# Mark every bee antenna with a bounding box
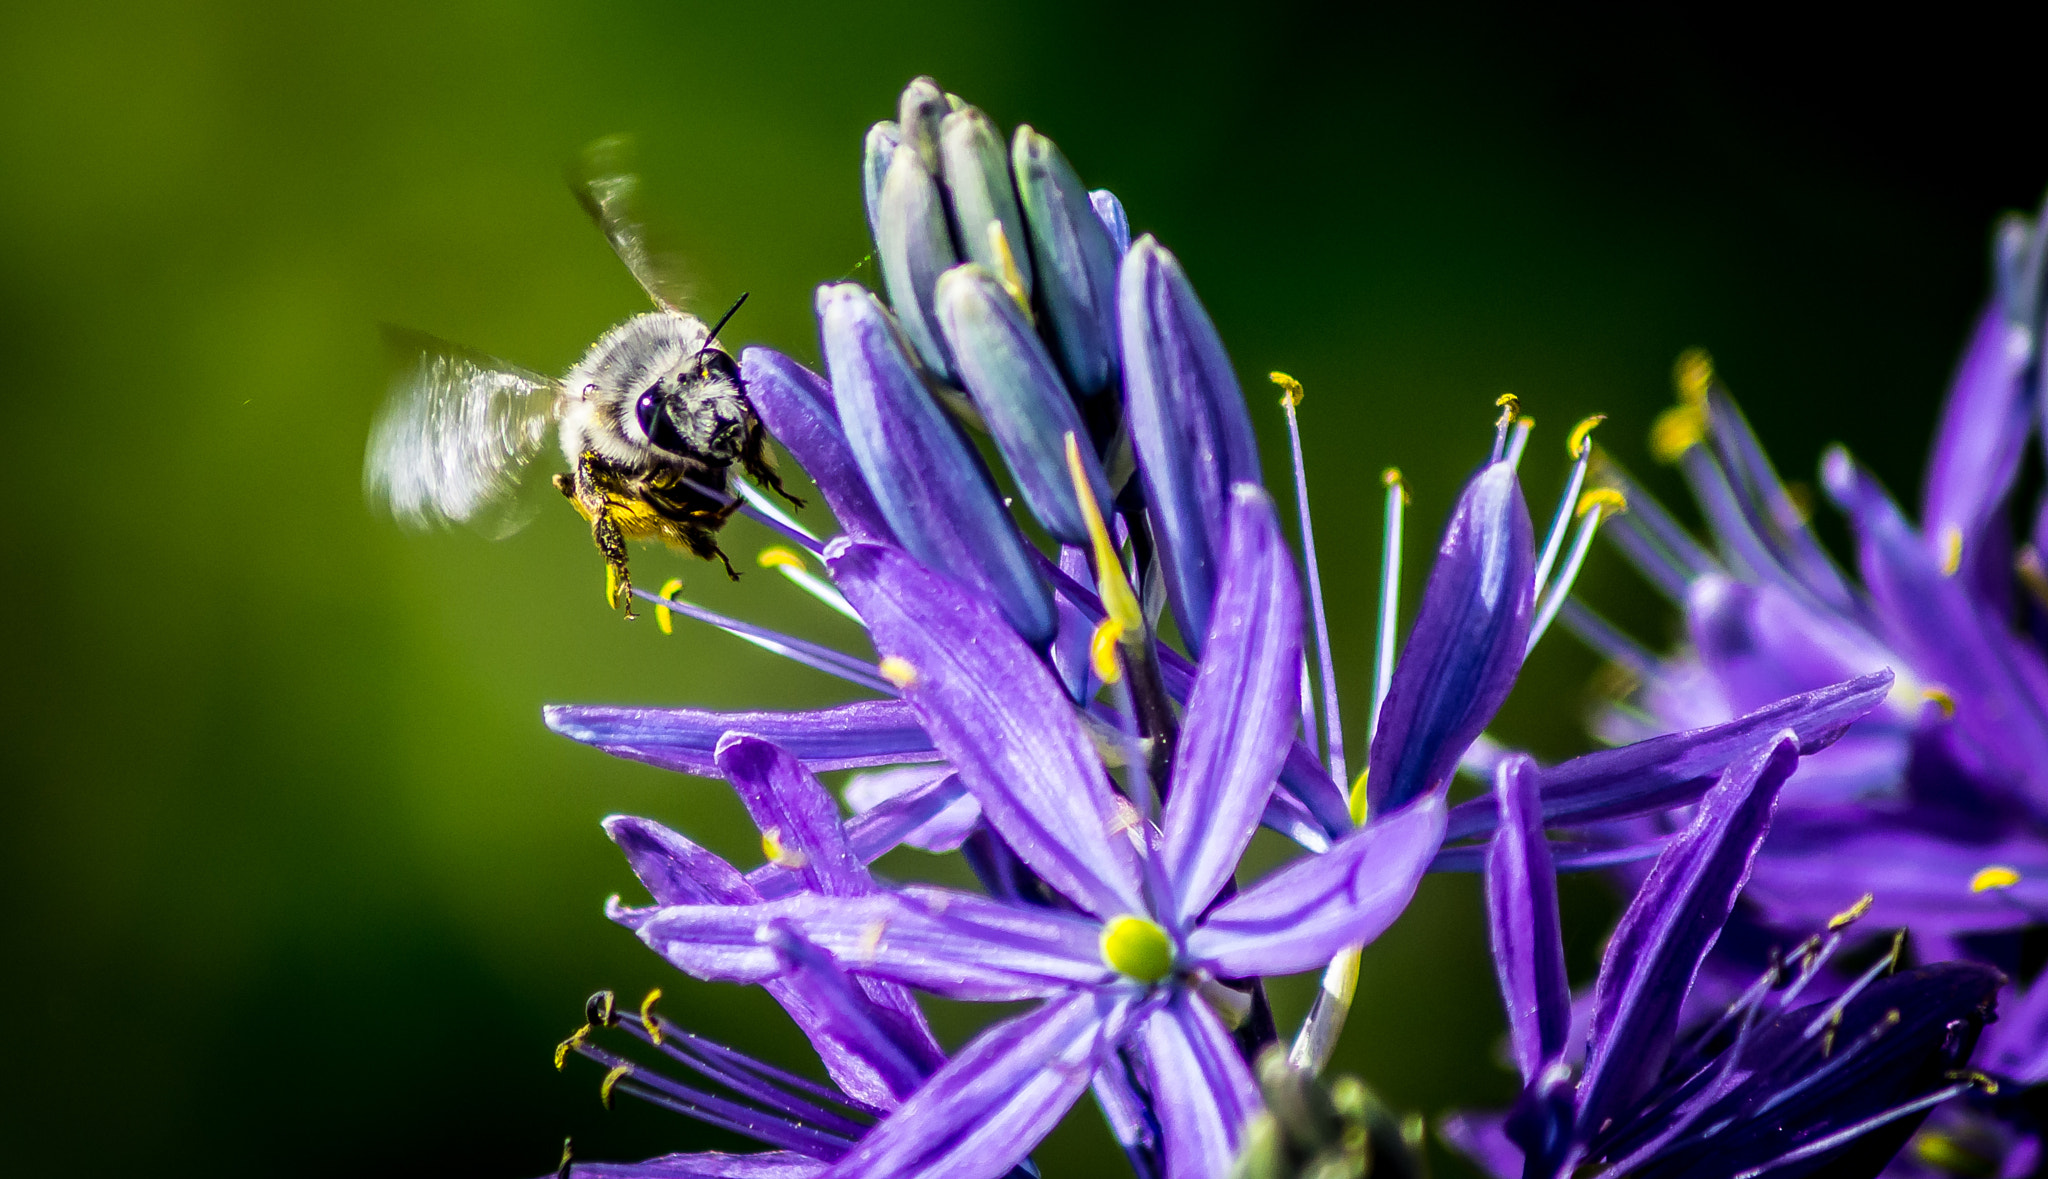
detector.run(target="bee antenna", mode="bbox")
[699,292,749,355]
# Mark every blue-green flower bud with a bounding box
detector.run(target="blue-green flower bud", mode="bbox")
[935,263,1109,546]
[1013,125,1119,396]
[896,76,949,175]
[862,120,900,240]
[940,108,1034,299]
[875,145,961,382]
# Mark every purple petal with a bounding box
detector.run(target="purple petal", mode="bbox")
[1684,574,1893,717]
[605,815,757,906]
[1119,235,1262,655]
[1138,992,1262,1179]
[829,538,1146,918]
[1696,389,1863,617]
[1089,189,1131,257]
[1485,755,1570,1083]
[563,1151,828,1178]
[546,700,938,778]
[1438,1112,1521,1179]
[1923,303,2034,597]
[1442,670,1893,842]
[741,348,895,545]
[1187,792,1445,978]
[934,263,1112,546]
[825,989,1142,1179]
[1162,485,1302,924]
[820,283,1056,646]
[1739,816,2048,937]
[843,768,981,856]
[630,886,1109,1002]
[1575,735,1799,1135]
[762,927,944,1111]
[718,735,871,898]
[1367,460,1534,815]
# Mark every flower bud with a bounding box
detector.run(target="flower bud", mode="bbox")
[817,282,1055,646]
[861,120,900,240]
[935,263,1109,546]
[1119,235,1263,654]
[895,76,950,174]
[874,145,961,382]
[1013,125,1120,396]
[1090,189,1130,257]
[939,107,1034,298]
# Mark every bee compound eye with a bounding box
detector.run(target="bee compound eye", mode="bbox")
[634,388,662,439]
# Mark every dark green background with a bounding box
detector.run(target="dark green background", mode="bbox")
[3,3,2040,1174]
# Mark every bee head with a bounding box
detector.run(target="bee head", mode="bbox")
[631,347,750,465]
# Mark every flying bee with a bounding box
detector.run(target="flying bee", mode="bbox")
[364,140,802,618]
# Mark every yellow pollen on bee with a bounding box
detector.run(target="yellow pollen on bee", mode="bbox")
[605,565,623,609]
[1577,488,1628,518]
[1090,617,1125,684]
[878,657,919,689]
[1921,686,1957,719]
[757,546,806,572]
[655,578,685,635]
[1270,371,1306,408]
[1827,893,1874,929]
[1971,865,2022,893]
[987,222,1031,316]
[1940,526,1964,577]
[1568,414,1607,458]
[761,827,809,870]
[599,1063,633,1109]
[1100,914,1174,983]
[639,989,664,1046]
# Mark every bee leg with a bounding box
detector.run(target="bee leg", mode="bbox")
[740,424,807,510]
[570,458,638,619]
[679,522,742,582]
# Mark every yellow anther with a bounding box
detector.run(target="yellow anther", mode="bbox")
[1568,414,1607,458]
[1971,865,2021,893]
[1827,893,1875,929]
[1940,526,1964,577]
[1270,371,1306,408]
[554,1025,588,1070]
[1090,617,1125,684]
[1650,403,1707,463]
[639,988,663,1046]
[599,1063,633,1109]
[1066,432,1143,633]
[878,656,919,689]
[757,546,806,572]
[1577,487,1628,518]
[761,827,810,870]
[1100,914,1174,983]
[1381,467,1410,504]
[1914,1132,1993,1173]
[1495,392,1520,410]
[1921,686,1957,719]
[605,564,623,609]
[655,578,685,635]
[1674,348,1714,405]
[1944,1069,2000,1095]
[987,222,1031,316]
[1348,768,1370,828]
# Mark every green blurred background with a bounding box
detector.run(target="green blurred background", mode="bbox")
[3,3,2042,1174]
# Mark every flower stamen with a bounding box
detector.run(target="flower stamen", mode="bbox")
[1271,371,1347,784]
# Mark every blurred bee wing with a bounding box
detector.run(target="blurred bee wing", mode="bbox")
[568,135,696,313]
[364,326,565,536]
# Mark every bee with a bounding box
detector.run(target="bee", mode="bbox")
[364,141,802,617]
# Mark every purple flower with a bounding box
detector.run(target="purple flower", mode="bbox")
[1446,747,2003,1179]
[610,489,1448,1179]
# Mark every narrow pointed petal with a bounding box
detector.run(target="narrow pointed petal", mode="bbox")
[829,538,1146,917]
[873,146,960,381]
[1367,461,1535,815]
[1922,303,2035,593]
[606,815,757,905]
[935,263,1110,545]
[1139,993,1262,1179]
[1187,792,1445,978]
[545,699,938,778]
[630,887,1108,1002]
[1684,574,1893,717]
[862,121,901,241]
[1485,755,1570,1083]
[1162,485,1302,925]
[1013,125,1119,395]
[1695,388,1863,617]
[825,990,1140,1179]
[762,927,945,1110]
[843,768,980,856]
[820,283,1056,645]
[1090,190,1130,257]
[564,1151,827,1178]
[1441,670,1893,842]
[717,735,870,897]
[1576,736,1800,1135]
[938,108,1033,296]
[1120,235,1263,654]
[741,348,896,544]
